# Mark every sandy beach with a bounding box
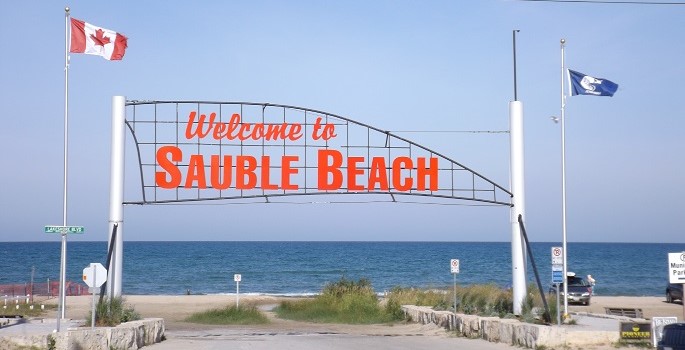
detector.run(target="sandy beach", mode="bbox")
[42,294,458,341]
[43,294,684,330]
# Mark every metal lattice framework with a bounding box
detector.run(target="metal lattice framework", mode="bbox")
[123,100,512,206]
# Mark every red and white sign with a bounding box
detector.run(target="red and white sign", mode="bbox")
[450,259,460,274]
[551,247,563,266]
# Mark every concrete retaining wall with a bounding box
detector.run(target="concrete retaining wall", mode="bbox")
[0,318,164,350]
[402,306,618,348]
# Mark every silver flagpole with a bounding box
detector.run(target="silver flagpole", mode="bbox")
[57,6,71,332]
[560,38,569,319]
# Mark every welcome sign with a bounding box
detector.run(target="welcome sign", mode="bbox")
[156,111,438,192]
[123,101,510,206]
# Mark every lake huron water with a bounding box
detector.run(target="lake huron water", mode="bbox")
[1,241,683,297]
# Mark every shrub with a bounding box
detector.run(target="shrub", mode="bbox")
[87,297,140,327]
[277,277,405,324]
[185,304,268,325]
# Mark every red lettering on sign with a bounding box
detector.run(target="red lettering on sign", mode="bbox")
[155,147,439,193]
[185,111,303,142]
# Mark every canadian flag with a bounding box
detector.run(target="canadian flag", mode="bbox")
[70,18,128,61]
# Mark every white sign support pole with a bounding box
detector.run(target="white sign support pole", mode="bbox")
[453,273,457,312]
[108,96,126,298]
[450,259,459,312]
[91,264,96,329]
[57,7,71,332]
[560,39,569,318]
[556,284,561,325]
[236,281,240,308]
[510,100,526,315]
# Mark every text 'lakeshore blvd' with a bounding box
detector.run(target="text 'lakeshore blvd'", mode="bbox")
[155,111,439,191]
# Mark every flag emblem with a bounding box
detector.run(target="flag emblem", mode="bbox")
[568,69,618,97]
[70,18,128,60]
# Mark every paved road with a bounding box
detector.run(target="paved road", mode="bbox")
[146,328,518,350]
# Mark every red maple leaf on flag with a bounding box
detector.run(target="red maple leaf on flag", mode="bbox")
[90,29,111,47]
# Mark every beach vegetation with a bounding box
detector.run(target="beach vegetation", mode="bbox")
[278,277,557,325]
[385,287,449,310]
[276,277,405,324]
[387,284,514,318]
[185,304,269,325]
[387,283,559,324]
[87,297,141,327]
[0,303,57,318]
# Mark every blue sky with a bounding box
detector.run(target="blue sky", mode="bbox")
[0,1,683,242]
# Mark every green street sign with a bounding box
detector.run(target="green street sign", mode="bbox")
[44,225,85,234]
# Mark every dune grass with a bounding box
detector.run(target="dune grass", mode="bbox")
[86,297,141,327]
[277,277,551,325]
[386,284,554,322]
[185,304,269,325]
[386,287,450,309]
[277,277,405,324]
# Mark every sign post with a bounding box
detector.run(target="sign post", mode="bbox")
[82,263,107,329]
[551,247,563,325]
[234,274,241,308]
[667,252,685,321]
[450,259,459,312]
[45,225,85,332]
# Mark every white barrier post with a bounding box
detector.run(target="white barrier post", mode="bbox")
[510,100,527,315]
[108,96,126,298]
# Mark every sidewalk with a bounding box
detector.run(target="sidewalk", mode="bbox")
[0,317,82,336]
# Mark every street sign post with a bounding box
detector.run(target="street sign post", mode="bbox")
[551,247,563,325]
[45,225,85,234]
[83,263,107,329]
[46,224,85,332]
[450,259,459,312]
[234,274,241,307]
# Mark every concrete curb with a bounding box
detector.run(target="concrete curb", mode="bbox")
[402,305,619,348]
[0,318,164,350]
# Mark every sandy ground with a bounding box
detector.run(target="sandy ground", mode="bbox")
[568,295,684,320]
[44,294,450,334]
[41,294,684,332]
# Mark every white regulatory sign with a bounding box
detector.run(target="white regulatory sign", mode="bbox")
[551,247,563,265]
[450,259,460,274]
[653,317,679,346]
[234,274,242,282]
[82,263,107,288]
[668,252,685,284]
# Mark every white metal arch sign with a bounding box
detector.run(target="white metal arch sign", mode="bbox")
[122,100,512,206]
[106,97,525,311]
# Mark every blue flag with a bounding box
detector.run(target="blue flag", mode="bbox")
[568,69,618,97]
